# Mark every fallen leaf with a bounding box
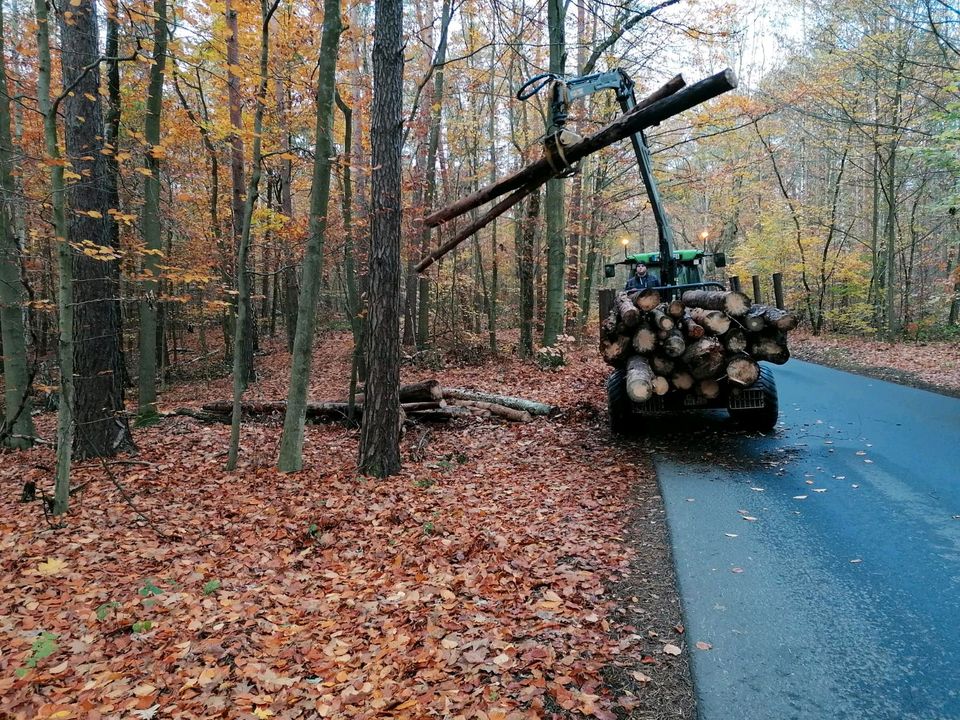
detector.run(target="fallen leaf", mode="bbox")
[742,516,757,522]
[37,558,67,576]
[731,567,744,574]
[663,644,682,656]
[631,671,652,683]
[724,533,738,538]
[695,641,712,650]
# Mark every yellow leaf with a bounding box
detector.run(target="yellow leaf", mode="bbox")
[85,210,103,219]
[49,712,73,719]
[136,168,153,177]
[37,557,67,575]
[253,708,274,719]
[70,0,81,5]
[63,171,82,180]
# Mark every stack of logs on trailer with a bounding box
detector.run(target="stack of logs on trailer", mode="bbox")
[600,289,798,404]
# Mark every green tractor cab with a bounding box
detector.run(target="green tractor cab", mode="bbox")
[604,249,726,293]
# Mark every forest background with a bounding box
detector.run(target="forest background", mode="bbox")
[0,0,957,477]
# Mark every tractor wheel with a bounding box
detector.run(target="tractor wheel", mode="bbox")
[729,364,779,432]
[607,368,633,435]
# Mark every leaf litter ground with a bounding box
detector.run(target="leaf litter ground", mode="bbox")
[0,334,693,719]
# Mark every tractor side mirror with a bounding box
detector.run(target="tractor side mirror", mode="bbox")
[604,264,617,278]
[713,252,726,268]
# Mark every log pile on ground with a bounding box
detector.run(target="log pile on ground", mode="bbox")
[600,289,798,403]
[175,382,556,425]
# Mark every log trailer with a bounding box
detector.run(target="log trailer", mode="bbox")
[417,68,793,434]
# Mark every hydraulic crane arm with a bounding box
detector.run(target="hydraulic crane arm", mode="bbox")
[516,68,680,286]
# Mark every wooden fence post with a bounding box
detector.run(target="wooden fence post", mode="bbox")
[773,272,785,310]
[752,275,762,305]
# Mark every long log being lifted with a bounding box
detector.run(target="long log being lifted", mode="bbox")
[416,69,739,272]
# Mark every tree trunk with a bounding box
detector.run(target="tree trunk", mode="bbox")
[225,0,256,383]
[517,189,539,357]
[137,0,168,419]
[416,0,452,350]
[358,0,403,477]
[58,0,134,459]
[486,42,498,354]
[227,0,283,470]
[0,1,34,449]
[277,0,343,472]
[36,0,72,513]
[542,0,566,346]
[104,0,128,388]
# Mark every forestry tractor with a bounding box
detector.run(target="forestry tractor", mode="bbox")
[418,67,789,433]
[517,68,780,433]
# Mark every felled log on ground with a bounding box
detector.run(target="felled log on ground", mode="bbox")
[682,289,751,317]
[442,388,558,417]
[354,380,443,404]
[452,400,533,423]
[199,400,445,422]
[626,355,655,403]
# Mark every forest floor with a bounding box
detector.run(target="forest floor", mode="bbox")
[3,327,957,719]
[0,333,694,720]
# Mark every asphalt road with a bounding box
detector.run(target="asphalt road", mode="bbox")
[651,360,960,720]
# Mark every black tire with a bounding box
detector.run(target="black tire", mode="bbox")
[607,368,632,435]
[729,364,779,432]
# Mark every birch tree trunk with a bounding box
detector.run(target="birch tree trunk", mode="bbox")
[358,0,403,477]
[276,0,343,472]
